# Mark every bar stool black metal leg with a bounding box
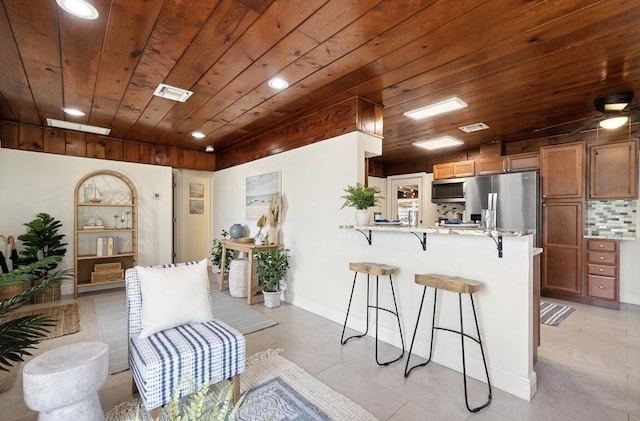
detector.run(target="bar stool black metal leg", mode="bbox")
[404,286,439,377]
[388,274,405,358]
[373,274,404,366]
[461,293,492,412]
[341,272,370,344]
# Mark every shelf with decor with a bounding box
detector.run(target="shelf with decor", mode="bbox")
[74,170,138,298]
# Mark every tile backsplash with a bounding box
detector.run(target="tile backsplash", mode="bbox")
[436,204,466,220]
[585,200,637,237]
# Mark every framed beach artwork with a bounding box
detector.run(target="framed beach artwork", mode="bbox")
[246,171,281,220]
[189,200,204,214]
[189,183,204,198]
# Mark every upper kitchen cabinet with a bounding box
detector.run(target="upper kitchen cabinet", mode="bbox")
[433,161,475,180]
[506,152,540,172]
[540,142,585,199]
[589,140,638,200]
[475,157,506,175]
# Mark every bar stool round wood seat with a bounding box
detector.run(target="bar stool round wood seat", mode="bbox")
[340,262,405,366]
[404,274,492,412]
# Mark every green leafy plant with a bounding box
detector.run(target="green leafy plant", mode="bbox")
[255,248,290,292]
[340,183,383,210]
[17,213,67,273]
[210,230,236,272]
[0,256,73,371]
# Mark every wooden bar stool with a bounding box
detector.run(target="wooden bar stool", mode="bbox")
[404,274,492,412]
[341,262,405,366]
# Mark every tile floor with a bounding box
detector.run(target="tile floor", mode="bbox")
[1,290,638,421]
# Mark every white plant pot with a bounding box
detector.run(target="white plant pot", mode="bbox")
[355,210,371,226]
[262,290,281,308]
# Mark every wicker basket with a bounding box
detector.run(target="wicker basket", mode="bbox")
[31,278,61,304]
[94,262,122,272]
[0,284,24,308]
[228,259,258,298]
[91,269,124,283]
[0,363,19,393]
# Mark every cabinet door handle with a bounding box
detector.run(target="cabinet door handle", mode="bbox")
[599,256,604,260]
[599,244,604,248]
[599,268,604,272]
[599,285,604,289]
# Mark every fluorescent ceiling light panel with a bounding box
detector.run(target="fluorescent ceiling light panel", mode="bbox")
[153,84,193,102]
[599,115,628,129]
[46,118,111,135]
[459,122,489,133]
[404,97,468,120]
[191,131,205,139]
[56,0,99,20]
[413,136,463,150]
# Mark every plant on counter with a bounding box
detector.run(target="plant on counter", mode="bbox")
[210,230,237,272]
[0,256,73,372]
[340,183,383,210]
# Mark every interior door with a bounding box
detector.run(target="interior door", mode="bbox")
[387,174,425,224]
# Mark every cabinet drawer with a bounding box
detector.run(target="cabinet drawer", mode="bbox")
[587,239,617,252]
[587,263,616,277]
[587,275,616,300]
[587,251,616,265]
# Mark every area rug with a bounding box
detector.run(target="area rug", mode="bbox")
[0,303,80,339]
[540,301,575,326]
[105,349,378,421]
[94,289,278,374]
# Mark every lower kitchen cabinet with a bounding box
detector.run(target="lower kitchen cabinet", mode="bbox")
[585,239,620,308]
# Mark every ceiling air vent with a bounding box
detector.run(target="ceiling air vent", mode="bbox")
[458,122,489,133]
[153,84,193,102]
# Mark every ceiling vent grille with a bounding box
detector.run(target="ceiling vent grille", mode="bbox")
[458,122,489,133]
[46,118,111,135]
[153,84,193,102]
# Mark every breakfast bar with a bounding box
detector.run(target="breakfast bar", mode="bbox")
[340,224,538,401]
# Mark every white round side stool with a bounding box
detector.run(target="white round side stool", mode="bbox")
[23,341,109,421]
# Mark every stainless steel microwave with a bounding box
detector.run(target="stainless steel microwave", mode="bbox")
[431,178,466,203]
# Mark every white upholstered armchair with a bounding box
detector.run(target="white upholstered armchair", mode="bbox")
[125,260,246,418]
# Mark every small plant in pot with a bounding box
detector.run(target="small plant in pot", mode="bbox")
[340,182,383,226]
[255,248,290,308]
[211,230,237,283]
[17,213,68,303]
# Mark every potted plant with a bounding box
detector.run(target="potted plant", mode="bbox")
[0,256,73,391]
[211,230,237,283]
[340,182,383,226]
[17,213,67,303]
[254,248,290,308]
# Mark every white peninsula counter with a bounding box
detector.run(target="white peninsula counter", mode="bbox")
[340,224,538,401]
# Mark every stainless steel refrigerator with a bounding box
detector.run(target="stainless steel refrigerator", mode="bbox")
[465,170,540,246]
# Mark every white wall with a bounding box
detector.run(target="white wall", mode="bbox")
[212,131,381,308]
[0,148,173,295]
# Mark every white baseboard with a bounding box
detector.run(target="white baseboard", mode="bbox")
[288,291,536,401]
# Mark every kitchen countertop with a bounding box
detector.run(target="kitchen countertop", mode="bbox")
[339,224,536,237]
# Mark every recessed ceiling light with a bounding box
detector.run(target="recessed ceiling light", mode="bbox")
[404,97,468,120]
[205,145,214,153]
[192,131,205,139]
[268,77,289,90]
[56,0,99,20]
[413,136,463,150]
[63,107,85,117]
[46,118,110,135]
[459,122,489,133]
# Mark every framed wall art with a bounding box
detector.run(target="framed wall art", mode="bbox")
[246,171,281,220]
[189,200,204,214]
[189,183,204,198]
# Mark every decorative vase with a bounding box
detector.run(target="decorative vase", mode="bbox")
[355,210,371,226]
[262,290,281,308]
[266,225,279,245]
[229,224,244,239]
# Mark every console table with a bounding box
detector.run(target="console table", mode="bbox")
[218,240,282,304]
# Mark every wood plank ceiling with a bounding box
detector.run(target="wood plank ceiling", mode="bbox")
[1,0,640,172]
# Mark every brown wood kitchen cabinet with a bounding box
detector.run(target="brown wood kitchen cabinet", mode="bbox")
[433,160,475,180]
[585,239,620,309]
[540,142,585,199]
[506,152,539,172]
[475,157,506,175]
[541,201,583,295]
[589,140,638,199]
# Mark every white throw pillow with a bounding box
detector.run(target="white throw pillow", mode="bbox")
[137,259,213,338]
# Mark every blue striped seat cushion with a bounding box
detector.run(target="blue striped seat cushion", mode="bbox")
[130,319,246,411]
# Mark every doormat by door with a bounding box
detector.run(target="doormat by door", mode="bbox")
[540,301,575,326]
